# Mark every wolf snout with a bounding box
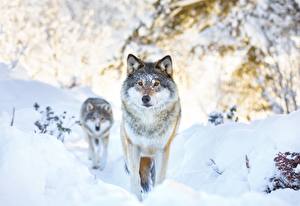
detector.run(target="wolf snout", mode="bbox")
[95,125,100,131]
[142,95,151,104]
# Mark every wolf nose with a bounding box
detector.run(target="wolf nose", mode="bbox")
[95,126,100,131]
[142,95,151,104]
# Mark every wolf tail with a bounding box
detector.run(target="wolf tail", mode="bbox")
[139,157,155,192]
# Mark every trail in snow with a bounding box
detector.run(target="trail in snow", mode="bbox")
[0,63,299,206]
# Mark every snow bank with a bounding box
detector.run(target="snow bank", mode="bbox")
[0,122,140,206]
[0,63,299,205]
[145,180,294,206]
[169,112,300,195]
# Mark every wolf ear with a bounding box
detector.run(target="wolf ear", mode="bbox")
[156,55,173,76]
[87,102,94,111]
[127,54,144,75]
[102,103,112,114]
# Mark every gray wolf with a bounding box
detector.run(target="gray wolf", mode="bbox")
[120,54,181,200]
[80,97,113,170]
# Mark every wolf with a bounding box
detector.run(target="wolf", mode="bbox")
[80,97,113,170]
[121,54,181,200]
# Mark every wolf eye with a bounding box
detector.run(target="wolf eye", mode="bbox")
[153,80,160,87]
[137,81,143,86]
[101,117,105,122]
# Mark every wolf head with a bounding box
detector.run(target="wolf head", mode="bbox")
[81,98,113,136]
[121,54,179,109]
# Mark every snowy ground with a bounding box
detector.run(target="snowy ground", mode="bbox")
[0,63,299,206]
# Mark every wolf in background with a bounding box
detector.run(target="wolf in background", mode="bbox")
[121,54,181,200]
[80,97,113,170]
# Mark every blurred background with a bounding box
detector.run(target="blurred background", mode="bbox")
[0,0,300,125]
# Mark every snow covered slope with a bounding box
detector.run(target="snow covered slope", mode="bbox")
[0,63,299,206]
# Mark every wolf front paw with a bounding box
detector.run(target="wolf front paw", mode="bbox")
[92,165,99,170]
[91,160,106,171]
[98,159,107,171]
[130,183,143,201]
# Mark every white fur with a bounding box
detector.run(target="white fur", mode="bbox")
[151,89,171,108]
[86,119,111,136]
[123,85,179,151]
[101,120,110,132]
[123,102,180,155]
[86,119,101,136]
[131,62,140,70]
[86,119,95,131]
[127,87,144,107]
[124,121,174,153]
[127,87,171,109]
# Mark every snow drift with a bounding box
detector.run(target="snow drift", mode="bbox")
[0,63,299,205]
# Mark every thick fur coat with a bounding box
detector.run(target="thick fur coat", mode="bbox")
[120,54,181,200]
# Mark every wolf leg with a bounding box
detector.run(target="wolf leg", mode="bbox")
[154,146,170,185]
[99,135,109,170]
[121,126,129,173]
[87,134,93,160]
[92,137,101,169]
[139,157,154,192]
[127,143,142,201]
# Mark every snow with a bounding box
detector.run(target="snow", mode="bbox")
[296,165,300,174]
[145,181,292,206]
[0,124,140,206]
[0,62,300,206]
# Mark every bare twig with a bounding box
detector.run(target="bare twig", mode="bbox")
[208,158,223,175]
[10,107,15,126]
[245,154,251,191]
[245,154,250,173]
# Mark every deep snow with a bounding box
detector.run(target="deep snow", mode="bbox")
[0,63,299,206]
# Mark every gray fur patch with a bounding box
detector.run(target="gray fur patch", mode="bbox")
[95,138,99,145]
[80,97,114,136]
